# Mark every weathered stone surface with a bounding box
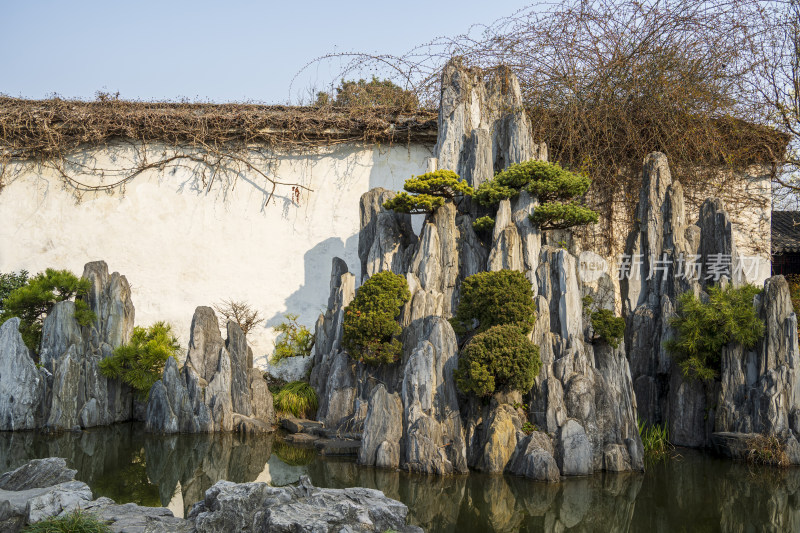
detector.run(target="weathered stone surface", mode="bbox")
[507,432,560,482]
[435,58,541,187]
[0,318,42,431]
[359,188,417,283]
[359,384,403,468]
[185,306,224,383]
[475,403,521,473]
[189,476,421,533]
[146,308,273,434]
[556,420,593,476]
[402,317,468,475]
[0,458,188,532]
[0,458,75,491]
[488,200,525,272]
[410,203,460,317]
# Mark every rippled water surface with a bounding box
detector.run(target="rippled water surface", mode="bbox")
[1,423,798,532]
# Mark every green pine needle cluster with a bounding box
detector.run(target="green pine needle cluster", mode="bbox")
[383,170,474,214]
[454,324,541,397]
[99,321,181,401]
[0,270,29,313]
[0,268,95,352]
[342,271,411,365]
[22,510,111,533]
[529,202,599,230]
[271,313,315,365]
[274,381,319,419]
[473,159,598,230]
[666,284,765,381]
[472,216,495,233]
[590,309,626,348]
[450,270,536,336]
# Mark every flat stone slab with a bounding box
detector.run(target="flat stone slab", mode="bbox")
[280,417,324,434]
[284,433,320,444]
[314,438,361,456]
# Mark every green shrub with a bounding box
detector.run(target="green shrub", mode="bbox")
[529,202,599,230]
[274,381,319,419]
[450,270,536,336]
[590,309,625,348]
[99,322,181,401]
[0,270,28,313]
[454,324,541,397]
[342,271,410,365]
[0,269,95,352]
[315,76,419,110]
[383,170,474,214]
[22,510,111,533]
[472,216,495,233]
[271,313,315,365]
[665,284,764,380]
[473,159,598,230]
[638,419,671,461]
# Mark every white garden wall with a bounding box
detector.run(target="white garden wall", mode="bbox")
[0,141,433,371]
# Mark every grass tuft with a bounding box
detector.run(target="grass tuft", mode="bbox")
[274,381,319,419]
[23,510,111,533]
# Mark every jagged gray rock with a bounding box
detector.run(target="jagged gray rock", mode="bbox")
[0,318,43,430]
[36,261,136,431]
[507,431,560,482]
[0,458,190,532]
[359,384,403,468]
[358,187,417,283]
[434,58,544,187]
[188,476,421,533]
[146,307,274,434]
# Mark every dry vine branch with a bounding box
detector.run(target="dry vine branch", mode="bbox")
[0,97,437,198]
[297,0,791,246]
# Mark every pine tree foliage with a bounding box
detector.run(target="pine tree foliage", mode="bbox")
[0,269,95,351]
[450,270,536,336]
[383,170,474,214]
[474,159,598,230]
[454,324,541,397]
[99,321,181,401]
[271,313,315,364]
[666,284,764,380]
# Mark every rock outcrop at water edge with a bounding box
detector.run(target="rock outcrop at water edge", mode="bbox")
[146,306,274,434]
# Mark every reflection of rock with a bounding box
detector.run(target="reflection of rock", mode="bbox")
[146,307,274,434]
[0,457,187,532]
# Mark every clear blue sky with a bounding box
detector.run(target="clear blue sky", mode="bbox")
[1,0,531,104]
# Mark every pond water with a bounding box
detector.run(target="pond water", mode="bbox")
[1,423,798,532]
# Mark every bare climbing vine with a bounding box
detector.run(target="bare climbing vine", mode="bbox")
[0,96,437,202]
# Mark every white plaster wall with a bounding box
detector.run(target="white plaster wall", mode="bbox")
[0,141,433,369]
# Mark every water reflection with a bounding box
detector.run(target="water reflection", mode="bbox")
[0,425,799,532]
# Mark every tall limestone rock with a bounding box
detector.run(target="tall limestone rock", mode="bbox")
[310,61,643,479]
[41,261,136,431]
[622,152,800,455]
[0,318,44,430]
[146,306,274,434]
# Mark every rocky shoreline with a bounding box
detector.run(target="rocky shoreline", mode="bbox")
[0,457,421,533]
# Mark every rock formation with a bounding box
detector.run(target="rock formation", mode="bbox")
[146,306,274,434]
[0,458,419,533]
[621,152,800,457]
[0,261,137,432]
[310,59,643,480]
